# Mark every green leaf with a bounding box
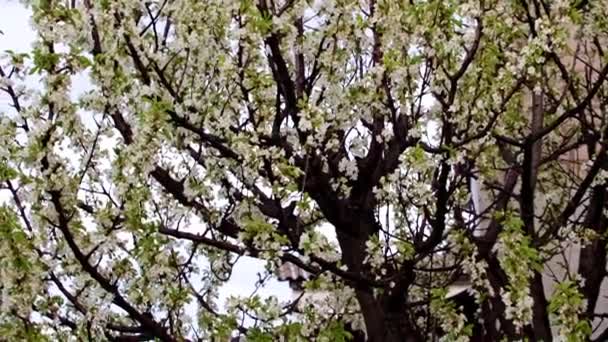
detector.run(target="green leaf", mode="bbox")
[0,161,18,181]
[31,47,59,73]
[76,55,92,68]
[247,328,274,342]
[318,321,352,342]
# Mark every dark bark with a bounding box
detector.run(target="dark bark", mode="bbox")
[333,212,422,342]
[355,287,421,342]
[529,271,553,342]
[579,186,607,318]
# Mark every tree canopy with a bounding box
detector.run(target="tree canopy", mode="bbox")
[1,0,608,341]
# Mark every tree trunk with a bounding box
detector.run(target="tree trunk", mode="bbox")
[355,288,421,342]
[335,213,421,342]
[529,271,553,341]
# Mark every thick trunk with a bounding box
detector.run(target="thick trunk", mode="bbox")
[355,288,420,342]
[335,214,421,342]
[579,186,607,317]
[529,271,553,342]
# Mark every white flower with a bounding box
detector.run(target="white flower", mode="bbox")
[338,157,358,180]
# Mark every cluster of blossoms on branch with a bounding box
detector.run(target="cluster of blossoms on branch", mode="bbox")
[1,0,608,341]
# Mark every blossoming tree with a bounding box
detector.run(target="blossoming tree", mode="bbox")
[1,0,608,341]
